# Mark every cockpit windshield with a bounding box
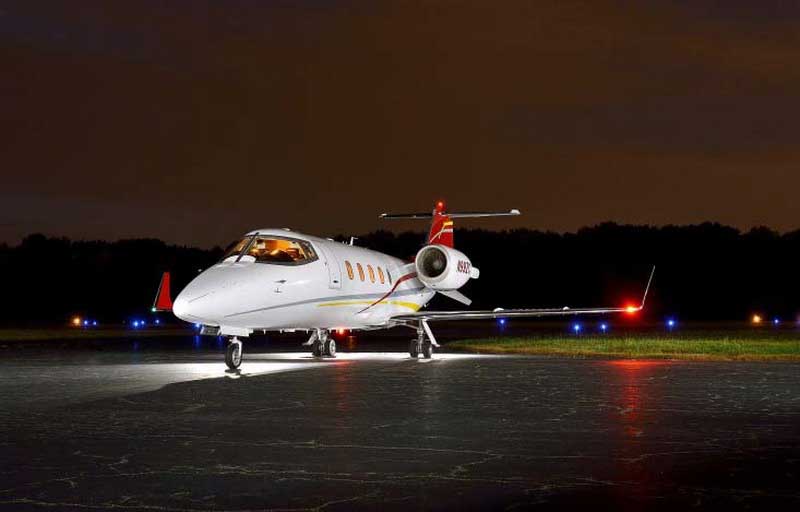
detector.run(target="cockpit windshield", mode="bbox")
[221,237,253,262]
[220,235,318,265]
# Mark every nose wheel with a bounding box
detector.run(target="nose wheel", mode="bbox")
[225,337,243,369]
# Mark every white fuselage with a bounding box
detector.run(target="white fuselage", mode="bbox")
[172,229,435,333]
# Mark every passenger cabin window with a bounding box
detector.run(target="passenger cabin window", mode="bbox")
[387,269,393,284]
[377,267,385,284]
[356,263,365,281]
[345,261,354,280]
[221,235,317,265]
[367,265,376,283]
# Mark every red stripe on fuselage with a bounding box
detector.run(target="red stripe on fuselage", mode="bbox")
[356,271,419,314]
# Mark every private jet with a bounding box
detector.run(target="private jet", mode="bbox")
[154,202,654,369]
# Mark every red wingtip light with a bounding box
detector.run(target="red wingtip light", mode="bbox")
[436,200,445,211]
[625,304,639,315]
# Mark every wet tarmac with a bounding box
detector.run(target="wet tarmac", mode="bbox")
[1,339,799,511]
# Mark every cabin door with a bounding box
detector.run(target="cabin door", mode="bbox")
[317,242,342,289]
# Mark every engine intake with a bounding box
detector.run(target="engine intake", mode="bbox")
[415,245,478,291]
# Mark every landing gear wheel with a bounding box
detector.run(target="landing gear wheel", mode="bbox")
[225,339,243,370]
[409,340,419,358]
[312,341,323,357]
[422,342,433,359]
[324,338,337,357]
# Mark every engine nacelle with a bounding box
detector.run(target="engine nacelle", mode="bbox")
[414,245,479,291]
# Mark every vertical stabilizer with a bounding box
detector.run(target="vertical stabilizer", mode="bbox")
[427,201,454,247]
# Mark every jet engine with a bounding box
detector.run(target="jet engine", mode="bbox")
[414,245,479,291]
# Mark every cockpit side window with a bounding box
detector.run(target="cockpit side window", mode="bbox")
[244,236,318,265]
[220,236,254,262]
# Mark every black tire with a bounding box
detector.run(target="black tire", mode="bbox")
[422,342,433,359]
[225,342,242,369]
[409,340,419,358]
[312,341,323,357]
[325,338,337,357]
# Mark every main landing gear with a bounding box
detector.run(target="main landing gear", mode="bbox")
[306,329,336,358]
[225,337,243,370]
[409,321,437,359]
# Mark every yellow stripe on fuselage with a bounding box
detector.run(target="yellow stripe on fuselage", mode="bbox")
[317,300,421,311]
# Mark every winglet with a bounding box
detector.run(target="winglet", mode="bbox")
[639,266,655,309]
[152,272,173,312]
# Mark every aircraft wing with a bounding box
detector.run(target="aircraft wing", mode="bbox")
[390,266,655,323]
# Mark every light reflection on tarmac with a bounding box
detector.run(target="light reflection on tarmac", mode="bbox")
[1,341,800,510]
[0,350,493,413]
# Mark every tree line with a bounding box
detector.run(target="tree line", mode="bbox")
[1,223,798,326]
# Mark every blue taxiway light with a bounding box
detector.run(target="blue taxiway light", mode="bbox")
[92,320,97,327]
[498,318,506,326]
[154,319,161,325]
[572,323,582,334]
[773,318,781,325]
[600,323,608,332]
[667,318,676,328]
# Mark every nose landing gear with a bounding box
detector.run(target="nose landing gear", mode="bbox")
[225,337,243,370]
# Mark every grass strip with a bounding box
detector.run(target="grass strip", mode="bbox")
[448,335,800,361]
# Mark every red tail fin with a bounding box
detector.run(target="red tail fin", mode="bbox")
[427,201,454,247]
[152,272,173,312]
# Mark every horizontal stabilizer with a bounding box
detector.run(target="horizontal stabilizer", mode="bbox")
[380,209,520,220]
[438,289,472,306]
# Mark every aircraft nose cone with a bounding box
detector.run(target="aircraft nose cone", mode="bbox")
[172,294,191,321]
[173,290,217,323]
[172,266,253,324]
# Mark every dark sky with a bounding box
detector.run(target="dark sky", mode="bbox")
[2,0,800,247]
